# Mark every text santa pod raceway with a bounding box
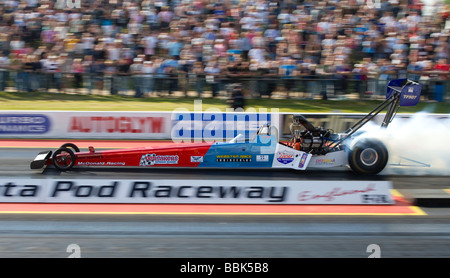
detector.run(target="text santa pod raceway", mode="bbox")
[0,179,393,205]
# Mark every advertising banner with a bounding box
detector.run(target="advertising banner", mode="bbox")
[1,111,447,140]
[0,114,51,135]
[0,179,393,205]
[0,111,172,139]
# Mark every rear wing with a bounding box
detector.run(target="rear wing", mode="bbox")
[386,79,422,107]
[329,79,421,148]
[383,79,421,127]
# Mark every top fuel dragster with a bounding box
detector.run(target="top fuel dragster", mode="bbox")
[31,79,421,175]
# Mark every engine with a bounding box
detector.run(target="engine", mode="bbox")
[289,114,333,155]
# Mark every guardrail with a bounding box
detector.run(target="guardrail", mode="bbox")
[0,70,448,102]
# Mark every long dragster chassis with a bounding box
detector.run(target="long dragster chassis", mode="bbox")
[31,79,422,175]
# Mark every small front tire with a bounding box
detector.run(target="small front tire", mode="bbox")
[52,147,76,171]
[60,143,80,153]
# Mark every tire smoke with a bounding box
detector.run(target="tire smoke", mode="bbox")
[356,112,450,176]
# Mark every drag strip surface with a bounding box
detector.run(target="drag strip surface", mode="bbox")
[0,142,449,257]
[0,214,449,258]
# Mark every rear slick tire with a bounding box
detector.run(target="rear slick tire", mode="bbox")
[348,139,388,175]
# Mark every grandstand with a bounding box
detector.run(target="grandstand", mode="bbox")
[0,0,448,101]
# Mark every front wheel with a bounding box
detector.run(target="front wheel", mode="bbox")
[348,139,388,175]
[52,147,76,171]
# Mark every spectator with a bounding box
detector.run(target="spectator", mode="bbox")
[266,60,280,98]
[204,60,221,98]
[407,53,423,82]
[190,61,205,97]
[431,58,449,102]
[58,53,72,91]
[316,57,336,100]
[10,35,25,55]
[213,39,227,58]
[352,63,368,99]
[162,57,179,96]
[104,59,117,95]
[130,57,143,97]
[106,40,122,61]
[377,58,396,98]
[334,57,351,96]
[141,59,155,97]
[21,55,34,92]
[301,58,319,99]
[142,31,158,56]
[0,0,446,101]
[279,58,297,98]
[29,54,41,92]
[158,6,173,30]
[81,33,95,56]
[0,52,10,91]
[248,45,266,64]
[236,32,251,61]
[362,36,376,60]
[228,83,245,110]
[116,58,130,96]
[167,37,183,59]
[72,58,84,90]
[42,55,61,92]
[82,55,96,95]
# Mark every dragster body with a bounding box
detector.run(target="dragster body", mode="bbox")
[31,79,422,175]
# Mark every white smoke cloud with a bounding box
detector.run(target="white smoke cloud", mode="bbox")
[355,112,450,176]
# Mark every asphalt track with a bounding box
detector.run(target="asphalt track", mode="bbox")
[0,139,449,258]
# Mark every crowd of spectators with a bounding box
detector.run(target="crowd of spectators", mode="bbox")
[0,0,448,100]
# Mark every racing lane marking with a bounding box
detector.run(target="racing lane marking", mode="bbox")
[0,192,426,216]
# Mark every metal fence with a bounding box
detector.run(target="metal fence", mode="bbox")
[0,70,448,102]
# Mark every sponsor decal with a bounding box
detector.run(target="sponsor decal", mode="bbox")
[297,184,377,202]
[362,194,391,204]
[216,155,252,162]
[106,162,126,166]
[139,153,179,166]
[128,182,286,202]
[77,161,125,166]
[51,181,118,198]
[315,158,336,165]
[0,179,393,204]
[0,114,50,134]
[68,116,165,134]
[256,155,269,162]
[190,156,204,163]
[298,153,308,168]
[277,151,294,164]
[77,162,105,166]
[399,84,421,106]
[0,180,287,203]
[403,94,417,100]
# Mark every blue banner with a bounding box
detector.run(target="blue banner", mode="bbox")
[0,114,51,134]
